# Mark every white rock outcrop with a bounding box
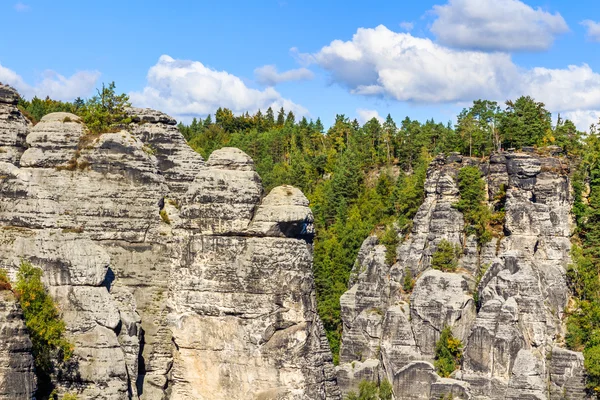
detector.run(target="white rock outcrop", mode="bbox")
[337,152,586,399]
[0,84,339,399]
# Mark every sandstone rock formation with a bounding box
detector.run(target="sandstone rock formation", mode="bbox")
[0,79,587,400]
[337,152,587,399]
[0,290,36,399]
[0,84,339,399]
[0,84,28,165]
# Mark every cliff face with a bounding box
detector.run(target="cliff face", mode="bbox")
[337,153,587,399]
[0,290,36,399]
[0,84,339,400]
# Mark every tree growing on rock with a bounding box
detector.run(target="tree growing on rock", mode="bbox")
[434,326,463,377]
[14,261,73,395]
[431,240,462,272]
[454,165,492,245]
[346,379,393,400]
[499,96,552,149]
[80,81,131,133]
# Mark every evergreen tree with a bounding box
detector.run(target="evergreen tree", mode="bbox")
[434,327,463,377]
[500,96,551,149]
[286,110,296,125]
[382,114,397,164]
[276,107,286,126]
[265,107,275,128]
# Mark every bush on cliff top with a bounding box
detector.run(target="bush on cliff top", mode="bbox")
[18,81,131,133]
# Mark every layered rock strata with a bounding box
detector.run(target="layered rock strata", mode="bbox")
[0,290,36,399]
[337,152,586,399]
[0,84,339,399]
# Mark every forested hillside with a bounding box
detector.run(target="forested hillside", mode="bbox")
[17,85,597,379]
[174,96,585,365]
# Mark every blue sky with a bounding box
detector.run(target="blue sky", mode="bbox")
[1,0,600,130]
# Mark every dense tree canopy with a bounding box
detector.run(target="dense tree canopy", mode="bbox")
[566,131,600,394]
[18,81,131,133]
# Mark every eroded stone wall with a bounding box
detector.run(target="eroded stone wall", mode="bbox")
[337,152,586,400]
[0,84,339,400]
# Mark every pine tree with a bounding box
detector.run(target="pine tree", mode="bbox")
[286,110,296,125]
[276,107,286,126]
[265,107,275,128]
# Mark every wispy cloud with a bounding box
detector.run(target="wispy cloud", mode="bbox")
[13,2,31,12]
[399,21,414,31]
[254,65,314,86]
[581,20,600,42]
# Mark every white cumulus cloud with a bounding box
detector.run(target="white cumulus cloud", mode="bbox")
[430,0,568,51]
[304,25,517,103]
[581,20,600,42]
[357,109,383,124]
[0,63,100,101]
[254,65,314,86]
[303,25,600,132]
[562,110,600,132]
[521,64,600,112]
[129,55,307,121]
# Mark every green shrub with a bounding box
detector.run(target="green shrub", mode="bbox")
[379,225,399,265]
[143,144,157,156]
[403,268,415,293]
[15,261,73,376]
[346,379,393,400]
[79,82,131,134]
[453,166,491,245]
[378,380,393,400]
[0,268,11,291]
[434,326,463,377]
[431,240,462,272]
[472,263,490,308]
[159,209,171,224]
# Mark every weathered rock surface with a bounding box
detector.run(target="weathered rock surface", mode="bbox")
[0,290,36,399]
[20,112,84,168]
[337,152,587,399]
[0,85,339,399]
[0,84,28,165]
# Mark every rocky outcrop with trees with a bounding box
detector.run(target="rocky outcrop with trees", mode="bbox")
[336,151,587,399]
[0,83,339,400]
[2,79,599,400]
